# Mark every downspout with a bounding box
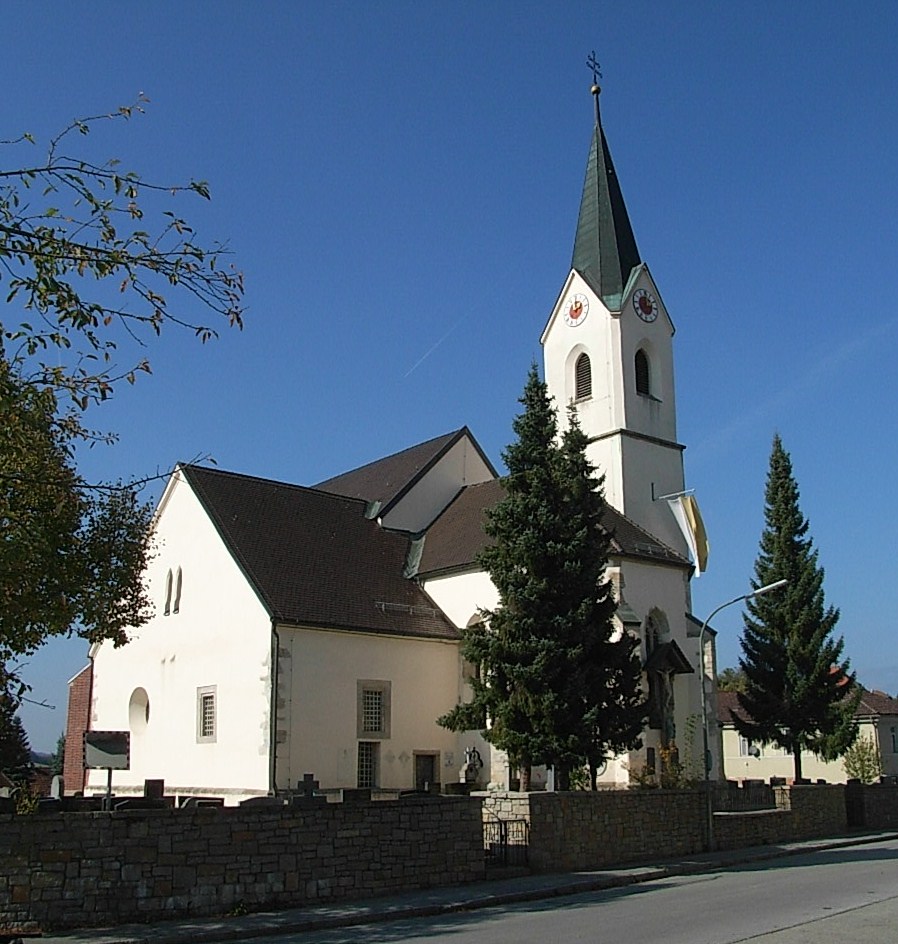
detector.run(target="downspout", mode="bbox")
[269,619,279,795]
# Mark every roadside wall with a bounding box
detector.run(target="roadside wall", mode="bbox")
[0,796,484,931]
[714,786,846,850]
[845,781,898,828]
[483,789,707,871]
[483,784,850,871]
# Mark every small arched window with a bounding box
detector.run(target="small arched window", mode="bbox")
[173,567,183,614]
[575,353,592,400]
[635,349,651,396]
[164,569,173,616]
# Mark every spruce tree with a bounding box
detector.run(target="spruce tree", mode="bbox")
[0,695,32,786]
[556,406,645,788]
[737,435,857,780]
[439,366,645,789]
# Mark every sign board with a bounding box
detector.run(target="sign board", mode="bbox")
[84,730,130,770]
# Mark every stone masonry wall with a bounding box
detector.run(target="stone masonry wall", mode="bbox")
[0,796,484,932]
[484,785,851,872]
[845,781,898,829]
[483,790,707,872]
[715,785,846,850]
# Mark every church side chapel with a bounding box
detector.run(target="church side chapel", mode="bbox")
[70,71,716,803]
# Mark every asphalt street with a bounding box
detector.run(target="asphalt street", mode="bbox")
[251,837,898,944]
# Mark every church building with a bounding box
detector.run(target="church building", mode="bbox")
[68,79,716,802]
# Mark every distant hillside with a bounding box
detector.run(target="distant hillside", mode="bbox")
[30,751,53,766]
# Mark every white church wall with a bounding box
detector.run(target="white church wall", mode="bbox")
[616,560,703,780]
[421,570,500,629]
[617,435,688,558]
[381,434,493,533]
[420,570,501,787]
[86,471,272,803]
[276,626,464,791]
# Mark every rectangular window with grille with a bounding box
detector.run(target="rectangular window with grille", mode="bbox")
[196,686,216,743]
[356,680,390,739]
[358,741,377,788]
[362,689,383,733]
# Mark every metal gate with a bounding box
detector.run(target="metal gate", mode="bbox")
[483,818,529,868]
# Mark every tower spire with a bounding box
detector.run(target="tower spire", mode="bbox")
[571,54,641,311]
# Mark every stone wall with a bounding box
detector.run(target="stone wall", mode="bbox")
[484,784,850,871]
[483,789,707,871]
[845,781,898,828]
[714,785,846,848]
[0,795,484,931]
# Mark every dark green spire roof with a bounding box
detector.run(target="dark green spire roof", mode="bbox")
[571,92,640,311]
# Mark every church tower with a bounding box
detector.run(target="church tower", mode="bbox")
[542,76,687,557]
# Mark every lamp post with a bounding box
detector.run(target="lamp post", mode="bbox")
[698,578,787,849]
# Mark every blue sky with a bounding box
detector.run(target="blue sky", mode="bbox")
[6,1,898,751]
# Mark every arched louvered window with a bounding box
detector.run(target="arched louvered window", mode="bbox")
[574,353,592,400]
[635,349,650,396]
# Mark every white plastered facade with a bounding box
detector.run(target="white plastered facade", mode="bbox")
[86,471,273,802]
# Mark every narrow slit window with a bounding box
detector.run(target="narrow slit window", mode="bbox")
[635,349,651,395]
[173,567,183,614]
[164,569,173,616]
[575,353,592,400]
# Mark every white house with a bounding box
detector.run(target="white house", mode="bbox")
[718,689,898,783]
[70,80,717,802]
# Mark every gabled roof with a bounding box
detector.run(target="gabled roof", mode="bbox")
[315,427,495,515]
[418,478,689,576]
[571,94,641,312]
[181,465,458,641]
[717,689,898,725]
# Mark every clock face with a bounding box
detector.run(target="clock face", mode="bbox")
[563,292,589,327]
[632,289,658,322]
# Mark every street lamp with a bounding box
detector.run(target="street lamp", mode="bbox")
[698,578,787,849]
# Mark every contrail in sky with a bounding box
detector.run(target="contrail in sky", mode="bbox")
[403,318,465,378]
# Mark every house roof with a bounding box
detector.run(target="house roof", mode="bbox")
[717,689,898,725]
[316,427,495,516]
[571,92,641,311]
[418,478,689,576]
[181,465,458,641]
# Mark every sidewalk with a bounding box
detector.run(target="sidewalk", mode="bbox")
[35,831,898,944]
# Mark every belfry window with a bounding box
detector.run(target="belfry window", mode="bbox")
[574,353,592,400]
[635,349,651,396]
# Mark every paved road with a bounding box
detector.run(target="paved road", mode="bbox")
[257,837,898,944]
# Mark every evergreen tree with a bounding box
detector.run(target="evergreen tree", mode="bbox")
[51,733,66,778]
[556,406,645,788]
[0,695,32,785]
[737,435,857,780]
[439,366,645,788]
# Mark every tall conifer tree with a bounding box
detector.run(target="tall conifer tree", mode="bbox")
[556,406,645,787]
[737,435,857,780]
[439,366,645,788]
[0,697,32,785]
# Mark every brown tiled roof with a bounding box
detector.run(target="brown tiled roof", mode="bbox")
[181,466,458,641]
[857,690,898,717]
[717,691,745,725]
[717,688,898,724]
[316,427,494,514]
[418,479,690,575]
